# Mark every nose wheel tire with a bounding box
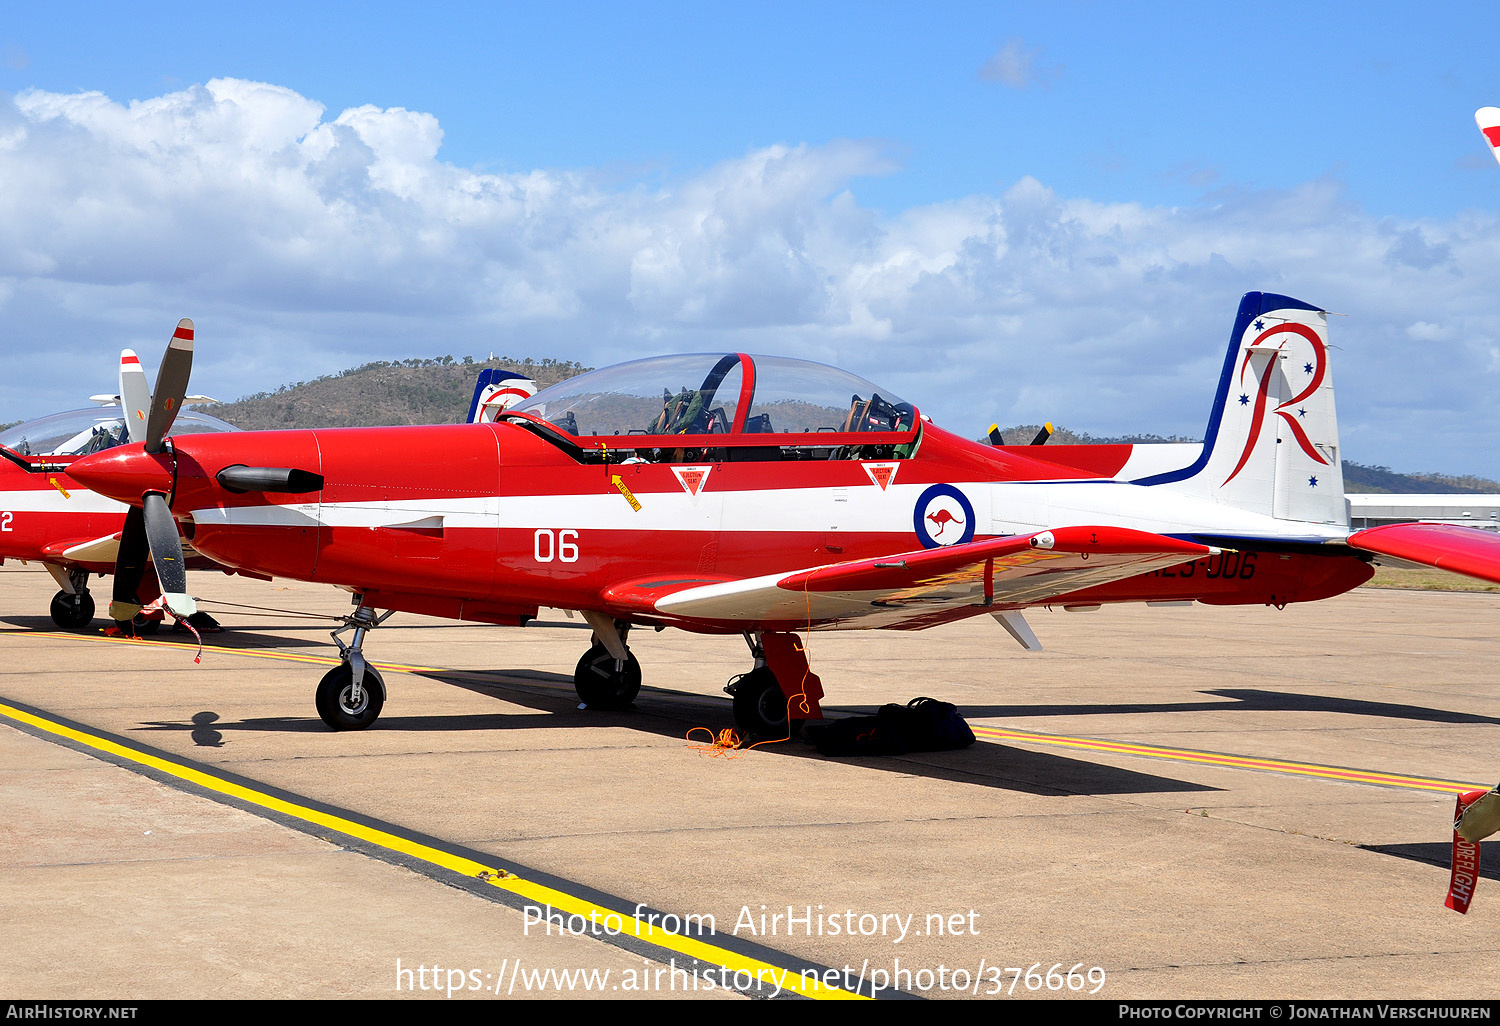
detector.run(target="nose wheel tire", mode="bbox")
[49,590,95,629]
[574,643,641,709]
[316,663,386,731]
[729,667,803,741]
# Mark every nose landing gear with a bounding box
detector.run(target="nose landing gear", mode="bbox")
[315,662,386,731]
[316,598,394,731]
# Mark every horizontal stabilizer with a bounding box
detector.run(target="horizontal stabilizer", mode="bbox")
[1348,523,1500,585]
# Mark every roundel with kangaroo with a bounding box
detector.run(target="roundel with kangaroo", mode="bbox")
[913,484,975,549]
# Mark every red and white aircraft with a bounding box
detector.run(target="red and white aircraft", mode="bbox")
[33,293,1500,735]
[0,337,532,631]
[1478,107,1500,167]
[0,328,238,627]
[466,367,538,423]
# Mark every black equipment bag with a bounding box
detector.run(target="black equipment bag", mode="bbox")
[805,697,975,757]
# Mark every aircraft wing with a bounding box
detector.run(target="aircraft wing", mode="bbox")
[1347,523,1500,585]
[611,526,1214,630]
[39,532,206,569]
[40,533,123,566]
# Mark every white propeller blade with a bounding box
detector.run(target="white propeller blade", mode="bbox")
[117,350,151,445]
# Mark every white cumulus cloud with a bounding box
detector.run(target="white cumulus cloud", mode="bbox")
[2,79,1500,477]
[978,38,1062,89]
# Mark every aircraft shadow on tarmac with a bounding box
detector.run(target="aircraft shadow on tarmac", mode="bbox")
[135,667,1218,797]
[957,688,1500,727]
[1363,841,1500,883]
[124,665,1495,797]
[1,615,336,650]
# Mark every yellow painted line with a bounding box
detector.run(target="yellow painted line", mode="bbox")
[10,629,440,674]
[13,627,1482,801]
[0,700,863,1000]
[975,724,1488,795]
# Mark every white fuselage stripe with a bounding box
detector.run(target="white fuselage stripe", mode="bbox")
[0,490,126,515]
[190,479,1350,542]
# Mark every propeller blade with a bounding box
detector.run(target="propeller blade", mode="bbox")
[216,465,324,494]
[144,319,194,454]
[987,424,1004,446]
[118,350,151,445]
[1030,422,1053,446]
[109,505,149,621]
[142,492,195,618]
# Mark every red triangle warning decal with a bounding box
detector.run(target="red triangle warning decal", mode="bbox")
[862,462,899,491]
[672,465,712,496]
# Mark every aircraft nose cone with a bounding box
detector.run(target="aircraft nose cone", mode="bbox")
[69,445,174,503]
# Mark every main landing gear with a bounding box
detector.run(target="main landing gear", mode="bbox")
[728,665,790,739]
[45,567,95,629]
[725,632,825,742]
[564,621,827,741]
[316,599,395,731]
[573,614,640,709]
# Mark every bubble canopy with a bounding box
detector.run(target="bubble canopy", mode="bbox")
[0,407,239,457]
[506,353,918,440]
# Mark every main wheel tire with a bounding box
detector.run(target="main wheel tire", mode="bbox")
[49,590,95,629]
[573,643,641,709]
[315,663,386,731]
[730,667,803,741]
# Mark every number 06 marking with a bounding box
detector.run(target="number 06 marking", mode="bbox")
[533,528,579,563]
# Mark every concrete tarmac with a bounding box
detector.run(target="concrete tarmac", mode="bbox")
[2,563,1499,1001]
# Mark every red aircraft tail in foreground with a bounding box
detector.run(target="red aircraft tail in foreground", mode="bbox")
[63,293,1500,735]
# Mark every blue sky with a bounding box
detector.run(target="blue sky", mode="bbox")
[2,3,1500,475]
[8,3,1495,216]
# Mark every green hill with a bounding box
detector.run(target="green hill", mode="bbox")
[988,423,1500,494]
[201,355,590,431]
[195,384,1499,494]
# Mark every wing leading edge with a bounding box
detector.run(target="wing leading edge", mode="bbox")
[618,526,1215,631]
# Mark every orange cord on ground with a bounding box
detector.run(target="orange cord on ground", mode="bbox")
[728,578,819,753]
[684,575,821,756]
[686,725,746,757]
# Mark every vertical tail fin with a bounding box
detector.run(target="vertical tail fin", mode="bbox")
[466,369,539,423]
[1478,107,1500,167]
[1136,292,1345,526]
